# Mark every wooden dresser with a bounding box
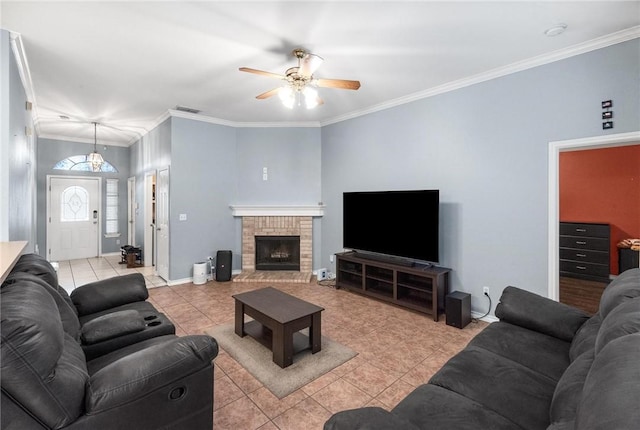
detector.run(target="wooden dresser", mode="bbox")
[559,222,610,282]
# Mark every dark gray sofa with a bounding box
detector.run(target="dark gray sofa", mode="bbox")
[5,253,176,360]
[1,254,219,429]
[325,267,640,430]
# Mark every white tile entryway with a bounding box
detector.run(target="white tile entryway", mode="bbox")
[55,254,167,294]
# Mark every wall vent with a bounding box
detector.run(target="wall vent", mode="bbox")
[175,105,201,114]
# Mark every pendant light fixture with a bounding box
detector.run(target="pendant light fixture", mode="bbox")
[87,122,104,172]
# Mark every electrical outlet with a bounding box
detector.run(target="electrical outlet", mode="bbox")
[483,286,490,296]
[329,254,334,263]
[317,268,328,281]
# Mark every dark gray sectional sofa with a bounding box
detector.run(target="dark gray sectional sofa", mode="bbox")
[325,267,640,430]
[1,253,219,430]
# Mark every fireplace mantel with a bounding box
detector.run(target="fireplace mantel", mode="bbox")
[230,205,324,217]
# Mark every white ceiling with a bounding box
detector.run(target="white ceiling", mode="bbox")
[2,1,639,146]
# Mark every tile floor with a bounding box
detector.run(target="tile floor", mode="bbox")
[60,257,489,430]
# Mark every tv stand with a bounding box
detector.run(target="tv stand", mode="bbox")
[352,251,415,267]
[335,252,451,321]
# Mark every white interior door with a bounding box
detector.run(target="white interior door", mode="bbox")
[156,168,169,280]
[48,176,100,261]
[127,177,136,246]
[144,173,156,267]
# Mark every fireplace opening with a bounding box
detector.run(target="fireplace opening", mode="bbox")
[255,236,300,271]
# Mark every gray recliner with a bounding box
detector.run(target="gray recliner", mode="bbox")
[1,255,219,429]
[5,253,175,360]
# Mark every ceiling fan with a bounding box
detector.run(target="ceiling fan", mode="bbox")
[239,49,361,109]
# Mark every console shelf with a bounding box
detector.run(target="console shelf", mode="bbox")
[335,252,451,321]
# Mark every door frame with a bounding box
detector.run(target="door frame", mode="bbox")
[155,167,170,281]
[548,131,640,301]
[127,176,136,246]
[46,175,102,260]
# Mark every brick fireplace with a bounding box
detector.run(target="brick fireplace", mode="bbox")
[230,205,323,283]
[241,216,312,273]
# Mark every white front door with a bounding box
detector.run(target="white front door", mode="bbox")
[48,176,100,261]
[156,168,169,280]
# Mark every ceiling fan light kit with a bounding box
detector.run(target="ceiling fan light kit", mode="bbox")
[240,48,360,110]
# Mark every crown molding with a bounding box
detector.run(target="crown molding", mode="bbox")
[38,134,131,148]
[321,25,640,126]
[168,109,320,128]
[9,32,40,135]
[13,25,638,143]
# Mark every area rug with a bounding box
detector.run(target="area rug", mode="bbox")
[205,323,358,399]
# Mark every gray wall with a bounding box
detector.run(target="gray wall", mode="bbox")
[37,138,131,255]
[320,39,640,315]
[235,127,323,274]
[169,118,237,280]
[129,117,172,248]
[1,29,37,251]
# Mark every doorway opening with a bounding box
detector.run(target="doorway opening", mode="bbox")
[548,131,640,302]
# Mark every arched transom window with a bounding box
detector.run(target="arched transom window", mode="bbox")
[53,155,118,173]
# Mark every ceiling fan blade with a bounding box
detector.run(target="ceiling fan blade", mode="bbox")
[239,67,285,80]
[256,88,281,99]
[316,78,361,90]
[299,54,324,77]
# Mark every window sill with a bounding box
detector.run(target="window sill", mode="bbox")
[104,233,121,238]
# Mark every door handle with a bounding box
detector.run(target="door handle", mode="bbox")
[157,227,162,231]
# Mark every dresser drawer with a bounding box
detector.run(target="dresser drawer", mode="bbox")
[559,248,609,265]
[559,236,609,252]
[560,260,609,278]
[560,222,609,239]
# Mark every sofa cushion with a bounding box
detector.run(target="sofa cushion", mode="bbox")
[569,314,601,361]
[3,271,81,341]
[495,286,589,342]
[325,407,420,430]
[12,253,60,292]
[467,321,570,381]
[81,309,146,344]
[1,282,88,429]
[575,332,640,429]
[594,296,640,355]
[428,346,556,430]
[78,301,175,361]
[391,384,522,430]
[549,350,594,424]
[70,273,149,316]
[598,267,640,318]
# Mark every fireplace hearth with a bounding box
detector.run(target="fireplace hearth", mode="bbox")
[255,236,300,271]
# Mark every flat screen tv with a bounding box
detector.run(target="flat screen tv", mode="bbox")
[343,189,439,265]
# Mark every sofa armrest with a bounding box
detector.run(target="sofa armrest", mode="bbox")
[86,335,218,413]
[81,310,145,345]
[324,407,420,430]
[70,273,149,316]
[495,286,590,342]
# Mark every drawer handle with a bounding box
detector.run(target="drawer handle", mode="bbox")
[575,228,587,232]
[576,266,587,270]
[576,253,587,258]
[576,241,587,245]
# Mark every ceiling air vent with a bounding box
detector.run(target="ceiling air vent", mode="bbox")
[175,105,201,114]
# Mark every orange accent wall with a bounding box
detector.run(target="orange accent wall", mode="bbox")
[560,144,640,275]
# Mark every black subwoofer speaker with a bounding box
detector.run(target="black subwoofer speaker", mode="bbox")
[215,250,232,282]
[446,291,471,329]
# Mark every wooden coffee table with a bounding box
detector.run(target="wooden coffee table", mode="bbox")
[232,287,324,368]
